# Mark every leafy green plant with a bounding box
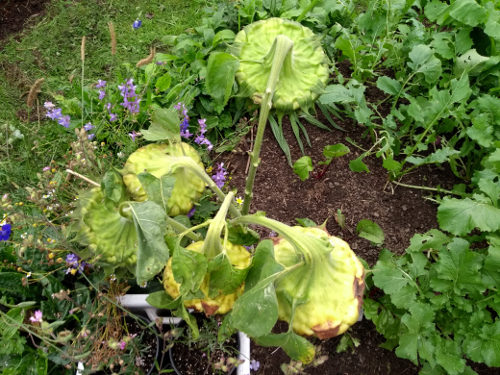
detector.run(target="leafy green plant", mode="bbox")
[293,143,350,181]
[365,228,500,374]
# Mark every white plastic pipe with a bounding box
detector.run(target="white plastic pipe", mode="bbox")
[237,331,251,375]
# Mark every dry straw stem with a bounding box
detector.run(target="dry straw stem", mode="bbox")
[108,22,116,55]
[26,78,45,107]
[81,36,86,62]
[136,47,156,67]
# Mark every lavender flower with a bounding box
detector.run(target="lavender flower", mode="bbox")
[194,118,213,150]
[128,130,139,141]
[84,122,94,131]
[65,253,88,275]
[133,19,142,29]
[29,310,43,323]
[44,101,55,110]
[0,223,11,241]
[105,103,118,122]
[250,359,260,371]
[187,207,196,218]
[98,90,106,100]
[95,80,107,89]
[212,163,227,189]
[87,133,95,140]
[46,107,62,120]
[175,102,192,139]
[58,115,71,128]
[118,79,140,114]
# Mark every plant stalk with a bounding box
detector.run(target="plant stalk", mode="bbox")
[241,35,294,215]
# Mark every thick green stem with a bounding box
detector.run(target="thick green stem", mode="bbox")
[232,215,314,263]
[165,216,202,241]
[203,191,235,260]
[242,35,294,215]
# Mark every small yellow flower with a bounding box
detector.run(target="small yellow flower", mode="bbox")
[48,252,55,259]
[206,166,213,173]
[51,168,56,173]
[56,257,64,264]
[236,197,244,206]
[70,268,78,275]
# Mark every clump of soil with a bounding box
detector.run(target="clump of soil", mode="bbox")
[0,0,48,41]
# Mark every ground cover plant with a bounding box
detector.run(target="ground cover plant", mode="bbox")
[1,0,499,374]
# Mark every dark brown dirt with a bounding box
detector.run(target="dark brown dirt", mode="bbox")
[0,0,48,42]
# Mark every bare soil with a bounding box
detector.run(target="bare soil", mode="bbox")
[0,0,48,42]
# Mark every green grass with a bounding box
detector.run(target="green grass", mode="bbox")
[0,0,210,195]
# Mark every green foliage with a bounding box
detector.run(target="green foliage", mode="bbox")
[356,219,385,245]
[365,230,500,373]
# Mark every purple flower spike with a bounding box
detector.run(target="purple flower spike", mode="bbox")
[119,79,140,114]
[212,163,227,189]
[98,90,106,100]
[84,122,94,131]
[95,80,107,89]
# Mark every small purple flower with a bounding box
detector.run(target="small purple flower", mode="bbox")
[84,122,94,131]
[129,130,139,141]
[66,253,79,266]
[212,163,227,189]
[87,133,95,141]
[58,115,71,128]
[46,107,62,120]
[109,113,118,122]
[42,166,51,172]
[95,80,107,89]
[29,310,43,323]
[250,359,260,372]
[133,19,142,29]
[187,207,196,218]
[0,223,11,241]
[44,101,55,110]
[119,340,127,350]
[98,90,106,100]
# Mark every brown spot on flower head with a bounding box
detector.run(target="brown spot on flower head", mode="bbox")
[201,302,219,317]
[312,321,341,339]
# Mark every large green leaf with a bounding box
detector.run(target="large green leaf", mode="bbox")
[356,219,385,245]
[146,290,181,310]
[407,45,442,84]
[463,321,500,367]
[101,169,126,204]
[430,238,484,294]
[206,52,239,113]
[255,331,316,364]
[449,0,487,27]
[137,172,175,212]
[129,201,170,285]
[171,245,207,298]
[376,76,401,96]
[437,196,500,235]
[230,241,283,337]
[207,253,249,297]
[141,107,181,142]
